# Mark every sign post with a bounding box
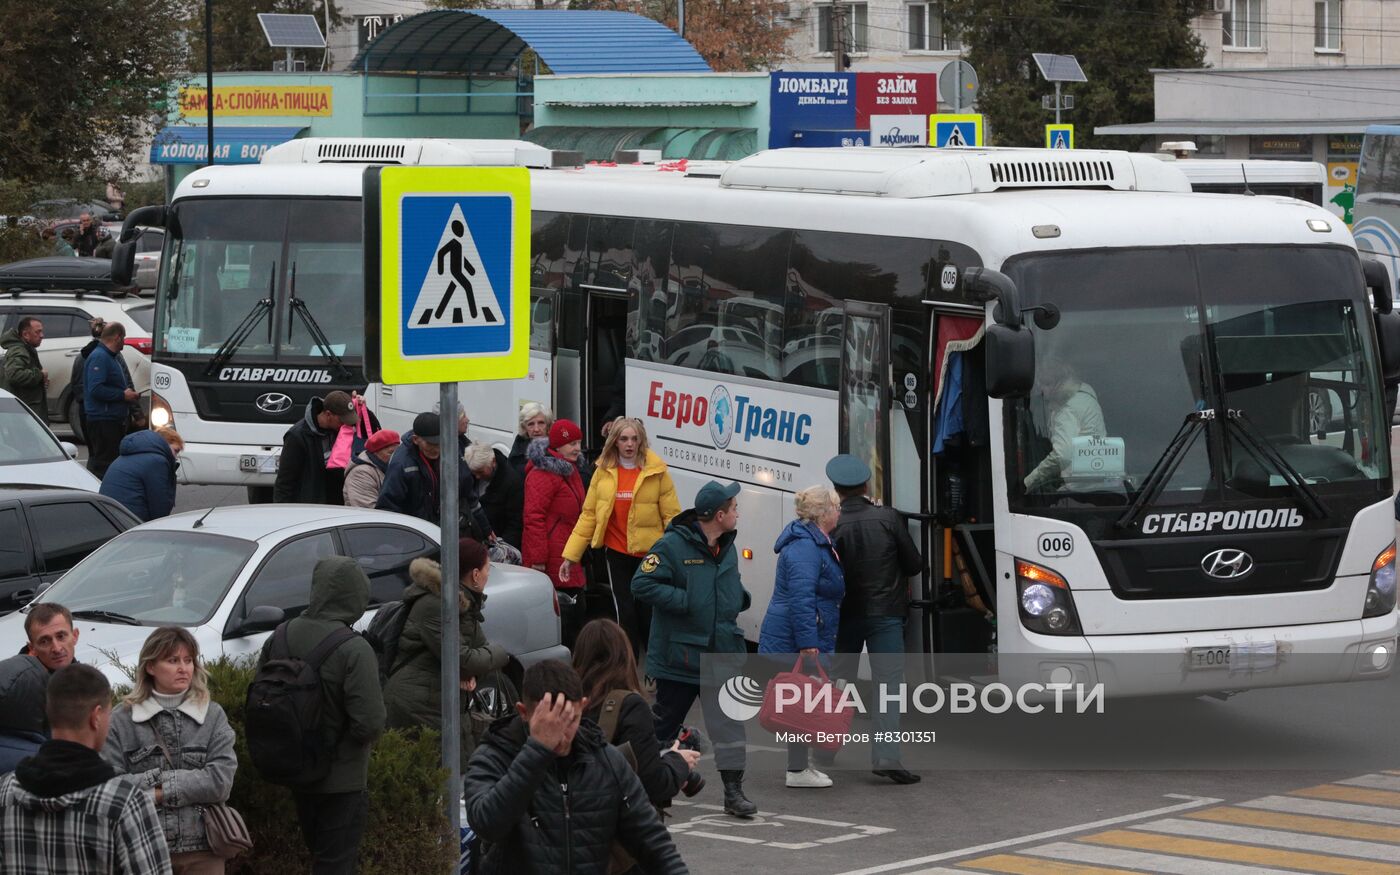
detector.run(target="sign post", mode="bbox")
[364,165,530,845]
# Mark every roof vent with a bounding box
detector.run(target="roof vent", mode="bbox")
[986,157,1116,186]
[316,141,406,163]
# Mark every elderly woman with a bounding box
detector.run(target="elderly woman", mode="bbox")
[508,402,552,478]
[758,485,845,790]
[464,441,523,549]
[104,626,238,873]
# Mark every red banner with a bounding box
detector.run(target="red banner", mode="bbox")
[855,73,938,128]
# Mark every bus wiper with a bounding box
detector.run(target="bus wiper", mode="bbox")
[1224,409,1330,519]
[70,609,142,626]
[203,263,275,377]
[1117,410,1213,530]
[287,262,350,380]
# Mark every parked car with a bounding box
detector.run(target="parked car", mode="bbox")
[0,486,139,614]
[0,389,99,491]
[0,272,152,439]
[27,199,118,226]
[0,506,568,683]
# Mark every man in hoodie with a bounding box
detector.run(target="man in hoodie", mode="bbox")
[464,659,688,875]
[376,412,495,539]
[0,316,47,420]
[256,556,385,874]
[0,663,172,873]
[1023,360,1106,492]
[273,391,359,504]
[98,427,182,521]
[342,429,399,508]
[0,604,78,774]
[84,323,137,478]
[632,480,757,818]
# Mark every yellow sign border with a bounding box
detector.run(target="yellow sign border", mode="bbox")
[1046,124,1075,150]
[374,166,530,385]
[930,113,984,147]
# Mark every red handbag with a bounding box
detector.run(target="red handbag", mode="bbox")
[757,656,855,751]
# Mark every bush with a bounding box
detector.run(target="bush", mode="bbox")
[204,657,458,874]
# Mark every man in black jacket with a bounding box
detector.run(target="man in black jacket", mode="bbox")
[274,392,358,504]
[0,605,77,774]
[827,454,923,785]
[464,660,688,875]
[464,442,523,547]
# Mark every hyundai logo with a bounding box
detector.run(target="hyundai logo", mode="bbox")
[255,392,293,415]
[1202,548,1253,580]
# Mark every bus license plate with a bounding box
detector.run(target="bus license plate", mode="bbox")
[240,454,279,473]
[1188,646,1231,670]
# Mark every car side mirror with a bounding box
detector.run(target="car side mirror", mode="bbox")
[985,322,1036,398]
[240,604,285,634]
[1364,258,1394,314]
[59,441,78,460]
[1375,310,1400,385]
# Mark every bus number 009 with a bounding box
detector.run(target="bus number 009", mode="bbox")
[1038,533,1073,558]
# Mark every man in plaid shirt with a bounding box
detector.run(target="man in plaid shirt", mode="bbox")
[0,664,171,874]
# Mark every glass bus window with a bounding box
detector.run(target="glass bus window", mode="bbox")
[1359,135,1400,200]
[666,222,790,381]
[840,305,891,503]
[285,201,363,360]
[530,211,576,291]
[630,220,672,362]
[583,217,635,291]
[529,290,555,353]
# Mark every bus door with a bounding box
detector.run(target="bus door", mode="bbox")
[839,301,893,500]
[578,217,636,458]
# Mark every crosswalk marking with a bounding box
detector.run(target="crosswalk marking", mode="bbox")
[1291,784,1400,809]
[1078,828,1397,875]
[1133,816,1400,862]
[1344,774,1400,793]
[1239,794,1400,825]
[958,854,1143,875]
[1022,839,1302,874]
[1186,805,1400,843]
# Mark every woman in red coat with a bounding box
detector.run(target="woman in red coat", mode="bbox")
[523,418,587,647]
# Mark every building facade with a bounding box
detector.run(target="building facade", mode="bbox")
[779,0,962,77]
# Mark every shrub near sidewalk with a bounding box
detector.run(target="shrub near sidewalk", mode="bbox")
[206,657,458,874]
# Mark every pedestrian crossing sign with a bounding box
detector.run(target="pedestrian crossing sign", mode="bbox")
[364,166,530,384]
[931,114,984,148]
[1046,124,1074,150]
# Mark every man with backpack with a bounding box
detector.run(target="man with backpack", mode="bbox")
[464,660,688,874]
[249,556,385,874]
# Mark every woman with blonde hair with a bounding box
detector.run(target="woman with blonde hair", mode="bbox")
[560,417,680,659]
[758,485,845,789]
[104,626,238,873]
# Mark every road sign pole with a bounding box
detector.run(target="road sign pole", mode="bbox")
[439,380,461,839]
[1055,82,1062,126]
[954,61,963,112]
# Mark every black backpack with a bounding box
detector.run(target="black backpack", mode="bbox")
[364,600,412,686]
[245,622,356,787]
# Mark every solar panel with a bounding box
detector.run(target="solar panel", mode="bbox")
[258,13,326,49]
[1032,53,1087,83]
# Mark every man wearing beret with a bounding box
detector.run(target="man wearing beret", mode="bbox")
[632,480,758,817]
[827,454,923,785]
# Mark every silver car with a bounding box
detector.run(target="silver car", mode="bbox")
[0,505,566,682]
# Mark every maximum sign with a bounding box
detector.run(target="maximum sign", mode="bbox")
[363,165,530,385]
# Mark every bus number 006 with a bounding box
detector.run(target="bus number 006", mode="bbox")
[1038,533,1073,558]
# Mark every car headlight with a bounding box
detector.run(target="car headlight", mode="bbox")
[1016,558,1082,635]
[149,392,173,429]
[1364,541,1396,619]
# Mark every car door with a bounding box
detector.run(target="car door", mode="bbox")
[339,525,435,611]
[27,497,128,585]
[221,530,338,660]
[30,310,91,416]
[0,503,39,614]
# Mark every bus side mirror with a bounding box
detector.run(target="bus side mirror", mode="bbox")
[110,240,137,286]
[1375,311,1400,385]
[1363,258,1393,314]
[963,267,1022,328]
[986,322,1035,398]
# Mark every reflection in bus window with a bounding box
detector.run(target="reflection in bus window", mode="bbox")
[630,220,672,362]
[285,201,362,359]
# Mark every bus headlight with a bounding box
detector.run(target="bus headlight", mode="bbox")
[1364,542,1397,619]
[1016,558,1082,636]
[149,392,173,429]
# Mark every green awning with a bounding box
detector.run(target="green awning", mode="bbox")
[523,125,756,161]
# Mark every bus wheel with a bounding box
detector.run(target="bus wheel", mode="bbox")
[246,485,274,504]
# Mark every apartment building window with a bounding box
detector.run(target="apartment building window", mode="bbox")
[818,3,869,53]
[908,3,960,51]
[1223,0,1263,48]
[1315,0,1341,51]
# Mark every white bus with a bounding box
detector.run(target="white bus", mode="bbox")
[117,140,1399,696]
[1165,157,1327,204]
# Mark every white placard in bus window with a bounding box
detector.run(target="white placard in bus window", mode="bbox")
[167,327,201,353]
[1068,435,1125,480]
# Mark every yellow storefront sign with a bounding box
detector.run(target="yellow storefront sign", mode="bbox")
[179,86,333,117]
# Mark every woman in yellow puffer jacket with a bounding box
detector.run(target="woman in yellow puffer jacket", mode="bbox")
[560,417,680,658]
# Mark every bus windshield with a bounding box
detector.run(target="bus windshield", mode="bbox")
[156,198,362,362]
[1004,246,1390,518]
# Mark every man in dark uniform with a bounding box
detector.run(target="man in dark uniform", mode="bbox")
[827,454,923,785]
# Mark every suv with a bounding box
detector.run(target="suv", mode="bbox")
[0,485,139,614]
[0,291,152,439]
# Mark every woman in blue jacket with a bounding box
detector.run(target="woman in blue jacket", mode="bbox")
[99,427,182,521]
[758,484,844,790]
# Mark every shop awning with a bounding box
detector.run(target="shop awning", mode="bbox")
[149,126,307,164]
[523,125,755,161]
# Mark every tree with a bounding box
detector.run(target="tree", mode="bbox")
[0,0,189,180]
[942,0,1208,150]
[186,0,346,73]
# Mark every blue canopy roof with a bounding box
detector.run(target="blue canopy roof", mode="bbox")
[149,125,306,164]
[351,10,711,75]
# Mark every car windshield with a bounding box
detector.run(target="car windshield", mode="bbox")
[157,197,362,361]
[1004,245,1391,519]
[38,531,257,626]
[124,304,155,332]
[0,398,66,465]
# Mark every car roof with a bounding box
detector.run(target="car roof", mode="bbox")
[137,505,437,542]
[0,484,103,501]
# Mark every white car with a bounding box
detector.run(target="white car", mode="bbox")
[0,388,97,491]
[0,505,567,682]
